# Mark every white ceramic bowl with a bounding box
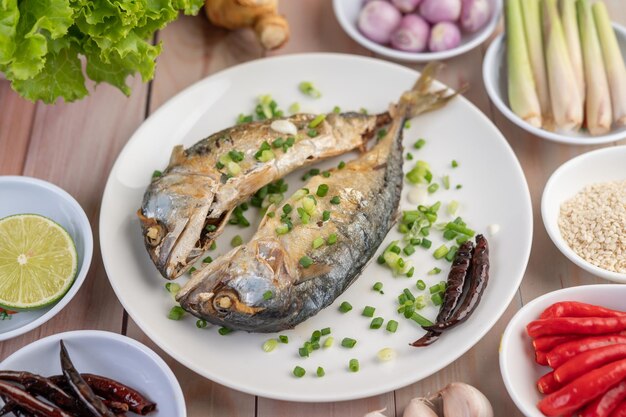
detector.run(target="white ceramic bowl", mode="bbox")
[333,0,502,62]
[0,176,93,341]
[501,284,626,417]
[0,330,186,416]
[483,23,626,145]
[542,146,626,283]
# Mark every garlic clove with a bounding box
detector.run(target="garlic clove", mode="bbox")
[439,382,493,417]
[403,398,439,417]
[364,408,388,417]
[270,120,298,136]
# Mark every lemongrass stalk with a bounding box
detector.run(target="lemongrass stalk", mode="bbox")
[542,0,583,131]
[577,0,612,135]
[560,0,585,101]
[506,0,542,127]
[521,0,552,129]
[593,1,626,126]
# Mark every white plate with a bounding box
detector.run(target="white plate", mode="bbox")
[0,330,185,416]
[100,53,532,402]
[483,24,626,145]
[500,285,626,417]
[542,146,626,282]
[333,0,502,62]
[0,176,93,341]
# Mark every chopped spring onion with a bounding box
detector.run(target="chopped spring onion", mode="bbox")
[165,282,181,295]
[428,183,439,194]
[330,196,340,205]
[289,102,300,113]
[189,267,196,274]
[338,161,346,169]
[231,235,243,247]
[339,301,353,313]
[442,175,450,190]
[433,244,449,259]
[429,282,446,294]
[308,114,326,128]
[293,366,306,378]
[445,245,458,262]
[237,114,253,124]
[317,366,325,377]
[322,171,331,178]
[431,293,443,306]
[403,288,415,301]
[376,128,387,140]
[447,200,460,217]
[202,256,213,264]
[218,327,233,335]
[321,327,331,336]
[406,161,432,185]
[263,339,278,352]
[360,107,368,114]
[275,224,290,235]
[456,184,463,190]
[312,237,325,249]
[299,81,322,98]
[349,359,359,372]
[226,161,241,176]
[152,170,162,179]
[406,152,414,160]
[196,319,208,329]
[167,306,185,320]
[414,295,427,310]
[297,207,311,224]
[228,150,244,162]
[322,210,331,221]
[377,347,396,361]
[362,306,376,317]
[410,313,434,327]
[292,188,309,200]
[298,347,309,357]
[413,138,426,149]
[341,338,357,348]
[263,290,273,300]
[307,129,318,138]
[316,184,329,197]
[403,245,415,256]
[283,204,293,214]
[370,317,384,329]
[333,106,341,113]
[209,241,217,250]
[406,267,415,278]
[373,282,383,293]
[404,121,411,129]
[323,337,334,348]
[452,160,459,168]
[327,233,338,245]
[445,222,475,237]
[205,224,217,232]
[279,335,289,343]
[257,150,275,162]
[386,320,398,333]
[421,239,432,249]
[428,267,442,275]
[299,256,314,268]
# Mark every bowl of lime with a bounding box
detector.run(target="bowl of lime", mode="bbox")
[0,176,93,341]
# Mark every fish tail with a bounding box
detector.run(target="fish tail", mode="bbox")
[396,62,467,120]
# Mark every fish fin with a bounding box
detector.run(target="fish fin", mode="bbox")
[168,145,186,168]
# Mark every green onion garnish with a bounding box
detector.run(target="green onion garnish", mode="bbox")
[442,175,450,190]
[322,210,331,221]
[308,114,326,128]
[279,335,289,343]
[167,306,185,320]
[321,327,331,335]
[316,184,329,197]
[205,224,217,232]
[218,327,233,335]
[373,282,383,293]
[433,244,449,259]
[360,107,368,114]
[403,288,415,301]
[406,153,414,160]
[189,267,196,274]
[231,235,243,247]
[445,245,458,262]
[386,320,398,333]
[196,319,208,329]
[339,301,352,313]
[152,170,162,179]
[263,290,273,300]
[323,336,334,348]
[403,245,415,256]
[236,114,253,124]
[341,338,357,348]
[165,282,181,295]
[228,150,244,162]
[452,160,459,168]
[209,241,217,250]
[370,317,384,329]
[428,183,439,194]
[307,129,318,138]
[338,161,346,169]
[275,224,290,235]
[263,339,278,352]
[414,138,426,149]
[316,366,325,377]
[327,233,337,245]
[431,293,443,306]
[362,306,375,317]
[299,81,321,98]
[289,102,300,113]
[298,347,309,358]
[404,121,411,129]
[406,267,415,278]
[456,184,463,190]
[312,237,325,249]
[428,267,442,275]
[416,280,426,291]
[410,313,434,327]
[283,204,293,214]
[445,222,475,237]
[349,359,359,372]
[376,128,387,140]
[299,256,314,268]
[390,245,401,254]
[293,366,306,378]
[333,106,341,113]
[421,239,432,249]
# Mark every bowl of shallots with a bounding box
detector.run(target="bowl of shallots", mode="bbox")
[333,0,502,62]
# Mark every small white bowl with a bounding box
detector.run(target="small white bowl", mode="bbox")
[0,330,186,416]
[0,176,93,341]
[483,23,626,145]
[542,146,626,283]
[333,0,502,62]
[501,284,626,417]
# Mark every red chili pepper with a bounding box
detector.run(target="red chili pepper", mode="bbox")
[538,371,561,394]
[538,358,626,416]
[547,335,626,368]
[534,335,582,352]
[0,308,17,315]
[527,317,626,338]
[611,401,626,417]
[555,345,626,384]
[536,350,549,366]
[581,381,626,417]
[540,302,626,320]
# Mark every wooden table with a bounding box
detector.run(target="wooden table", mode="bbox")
[1,1,625,415]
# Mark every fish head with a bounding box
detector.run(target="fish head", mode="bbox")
[139,172,216,279]
[176,238,299,332]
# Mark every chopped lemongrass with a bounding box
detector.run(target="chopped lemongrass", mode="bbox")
[433,244,449,259]
[218,327,233,335]
[279,335,289,343]
[165,282,181,295]
[299,81,322,98]
[308,114,326,128]
[263,290,273,300]
[196,319,208,329]
[377,348,396,362]
[410,313,434,327]
[386,320,398,333]
[289,102,300,113]
[341,338,357,348]
[263,339,278,352]
[316,367,325,377]
[416,279,426,291]
[370,317,384,329]
[362,306,376,317]
[413,138,426,149]
[327,233,338,245]
[349,359,359,372]
[231,235,243,247]
[330,196,340,205]
[167,306,185,320]
[299,256,314,268]
[339,301,352,313]
[312,237,325,249]
[316,184,329,197]
[373,282,383,293]
[293,366,306,378]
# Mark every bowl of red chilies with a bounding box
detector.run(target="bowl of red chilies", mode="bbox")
[501,285,626,417]
[0,330,186,417]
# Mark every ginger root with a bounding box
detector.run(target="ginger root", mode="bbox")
[205,0,290,50]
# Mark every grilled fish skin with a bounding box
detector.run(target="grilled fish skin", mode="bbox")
[176,64,459,332]
[139,111,390,280]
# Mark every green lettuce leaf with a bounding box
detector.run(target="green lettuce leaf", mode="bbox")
[0,0,19,65]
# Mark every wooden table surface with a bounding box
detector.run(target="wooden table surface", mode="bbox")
[1,1,625,415]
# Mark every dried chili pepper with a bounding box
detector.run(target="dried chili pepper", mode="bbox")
[0,380,72,417]
[555,345,626,384]
[424,234,489,332]
[546,335,626,368]
[412,240,474,347]
[59,341,116,417]
[580,381,626,417]
[540,302,626,320]
[0,371,83,414]
[80,374,156,415]
[538,358,626,416]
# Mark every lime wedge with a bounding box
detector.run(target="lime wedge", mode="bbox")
[0,214,77,310]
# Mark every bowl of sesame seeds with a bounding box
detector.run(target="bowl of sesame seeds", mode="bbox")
[542,146,626,283]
